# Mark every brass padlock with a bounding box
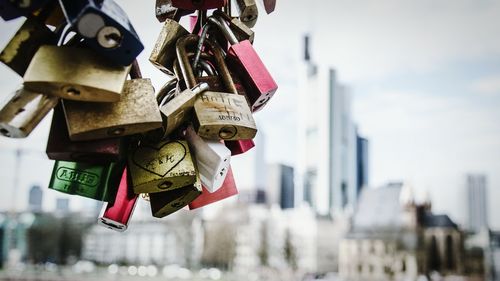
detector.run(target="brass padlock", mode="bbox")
[149,173,202,218]
[0,86,59,138]
[128,139,197,194]
[213,10,254,43]
[149,18,189,75]
[235,0,258,28]
[0,17,57,76]
[177,34,257,141]
[23,45,131,102]
[62,61,163,141]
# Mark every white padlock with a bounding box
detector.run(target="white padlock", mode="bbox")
[185,125,231,192]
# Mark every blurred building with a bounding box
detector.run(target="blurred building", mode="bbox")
[339,183,485,281]
[267,164,295,209]
[55,198,69,214]
[356,134,369,199]
[297,35,364,216]
[28,185,43,212]
[83,211,203,267]
[467,174,488,233]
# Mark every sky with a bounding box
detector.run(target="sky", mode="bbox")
[0,0,499,228]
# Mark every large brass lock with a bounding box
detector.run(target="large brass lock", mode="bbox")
[0,86,59,138]
[176,34,257,141]
[149,18,189,75]
[62,61,163,141]
[23,45,131,102]
[128,139,197,194]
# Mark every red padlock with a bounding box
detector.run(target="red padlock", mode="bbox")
[171,0,227,11]
[225,139,255,156]
[98,167,139,232]
[188,166,238,209]
[261,0,276,14]
[210,16,278,112]
[46,104,122,163]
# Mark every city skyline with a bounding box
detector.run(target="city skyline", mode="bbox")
[0,0,499,229]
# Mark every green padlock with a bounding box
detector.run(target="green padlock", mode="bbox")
[48,161,121,202]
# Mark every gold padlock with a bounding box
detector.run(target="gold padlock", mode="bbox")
[235,0,258,28]
[149,173,202,218]
[149,18,189,75]
[0,86,59,138]
[0,18,57,76]
[62,61,163,141]
[23,45,131,102]
[128,139,197,194]
[177,34,257,141]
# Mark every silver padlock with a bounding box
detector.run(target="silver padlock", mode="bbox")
[184,125,230,192]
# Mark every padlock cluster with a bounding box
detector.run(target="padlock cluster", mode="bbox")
[0,0,277,232]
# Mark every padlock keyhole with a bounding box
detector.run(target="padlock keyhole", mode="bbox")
[66,87,81,96]
[158,181,173,190]
[0,128,10,136]
[108,127,125,136]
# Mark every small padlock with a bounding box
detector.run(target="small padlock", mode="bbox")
[128,139,197,194]
[170,0,227,11]
[0,86,59,138]
[157,82,210,138]
[58,0,144,66]
[150,173,202,218]
[177,34,257,141]
[213,10,254,43]
[155,0,193,22]
[0,0,51,21]
[211,16,277,112]
[184,125,230,192]
[23,45,131,102]
[149,18,189,76]
[62,61,163,141]
[48,160,121,201]
[98,167,138,232]
[188,166,237,209]
[224,139,255,155]
[0,17,57,76]
[46,104,122,163]
[235,0,258,28]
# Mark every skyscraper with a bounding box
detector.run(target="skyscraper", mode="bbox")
[467,174,488,232]
[267,164,295,209]
[297,35,360,216]
[28,185,43,212]
[356,133,369,198]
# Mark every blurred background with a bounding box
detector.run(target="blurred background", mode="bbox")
[0,0,499,280]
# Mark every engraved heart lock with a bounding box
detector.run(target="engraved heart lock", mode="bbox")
[128,139,197,194]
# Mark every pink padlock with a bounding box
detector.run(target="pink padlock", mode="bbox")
[225,139,255,156]
[188,166,238,209]
[209,16,278,112]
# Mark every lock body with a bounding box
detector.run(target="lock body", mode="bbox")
[0,87,59,138]
[0,0,50,20]
[46,104,122,163]
[235,0,258,28]
[98,167,138,231]
[170,0,227,11]
[23,45,131,102]
[62,78,163,141]
[150,174,202,218]
[188,166,237,209]
[150,19,189,75]
[193,91,257,140]
[227,40,277,112]
[0,18,57,76]
[48,161,120,201]
[224,139,255,156]
[128,140,197,194]
[59,0,144,66]
[261,0,276,14]
[155,0,193,22]
[185,125,230,192]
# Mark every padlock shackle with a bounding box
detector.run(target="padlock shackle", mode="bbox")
[208,16,238,45]
[157,78,178,106]
[176,34,237,94]
[129,60,142,79]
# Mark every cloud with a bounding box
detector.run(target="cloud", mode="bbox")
[470,74,500,96]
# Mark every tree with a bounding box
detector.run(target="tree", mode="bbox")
[283,229,297,270]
